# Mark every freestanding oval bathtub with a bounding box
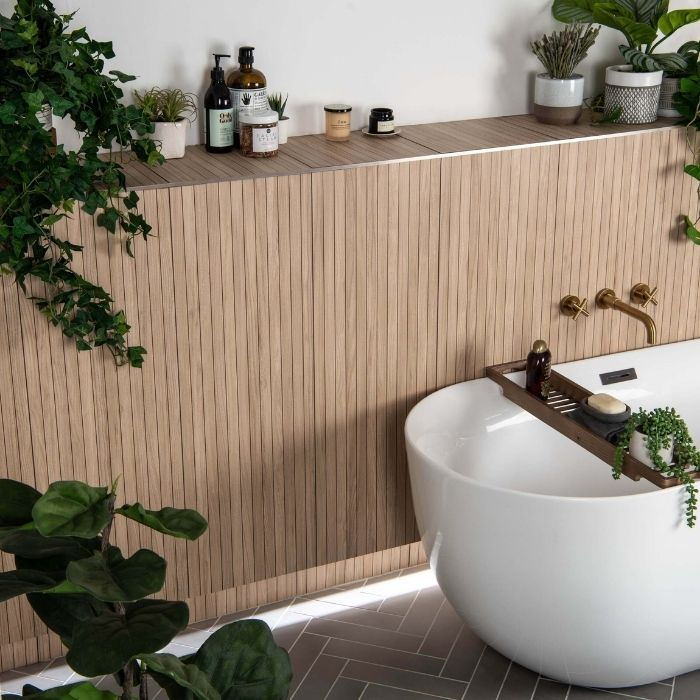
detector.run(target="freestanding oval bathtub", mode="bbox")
[405,339,700,688]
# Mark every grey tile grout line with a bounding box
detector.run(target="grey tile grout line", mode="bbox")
[308,614,426,643]
[495,660,513,700]
[456,642,487,695]
[671,675,676,700]
[358,681,369,699]
[358,680,455,700]
[323,659,349,700]
[395,586,422,633]
[284,616,315,653]
[324,654,468,685]
[417,597,447,655]
[289,636,331,700]
[528,674,542,700]
[321,636,446,661]
[564,683,572,699]
[594,687,671,700]
[437,619,465,678]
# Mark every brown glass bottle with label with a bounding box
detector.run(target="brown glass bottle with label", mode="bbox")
[226,46,267,148]
[525,339,552,399]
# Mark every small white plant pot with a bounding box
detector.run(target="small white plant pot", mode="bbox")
[604,65,663,125]
[533,74,584,125]
[658,76,682,118]
[629,429,674,470]
[152,120,188,159]
[278,116,289,145]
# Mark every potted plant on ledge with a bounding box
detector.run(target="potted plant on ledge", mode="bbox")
[134,87,197,159]
[531,23,600,125]
[553,0,700,124]
[268,92,289,144]
[614,407,700,526]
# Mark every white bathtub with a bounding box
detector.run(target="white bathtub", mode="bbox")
[405,339,700,688]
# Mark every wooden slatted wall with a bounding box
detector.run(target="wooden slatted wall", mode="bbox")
[1,127,697,670]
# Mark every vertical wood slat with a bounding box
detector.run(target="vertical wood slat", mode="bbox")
[1,127,698,671]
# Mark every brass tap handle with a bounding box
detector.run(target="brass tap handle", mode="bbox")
[560,295,590,321]
[630,283,658,309]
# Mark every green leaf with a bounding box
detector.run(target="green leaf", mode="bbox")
[109,70,136,83]
[116,504,207,540]
[32,482,112,538]
[27,592,110,646]
[3,681,121,700]
[686,217,700,244]
[619,45,686,71]
[66,547,166,602]
[593,4,659,47]
[552,0,598,23]
[684,164,700,180]
[66,600,189,677]
[139,654,219,700]
[658,10,700,37]
[190,620,293,700]
[0,479,41,526]
[0,570,57,603]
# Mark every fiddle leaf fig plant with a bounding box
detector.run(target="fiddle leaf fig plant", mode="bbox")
[614,407,700,526]
[553,0,700,72]
[0,0,164,368]
[0,477,293,700]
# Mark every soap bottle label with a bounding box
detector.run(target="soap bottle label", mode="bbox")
[208,108,234,147]
[230,87,268,133]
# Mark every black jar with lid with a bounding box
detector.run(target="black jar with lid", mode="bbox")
[368,107,394,134]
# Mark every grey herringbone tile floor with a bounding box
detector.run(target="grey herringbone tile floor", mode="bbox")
[2,565,699,699]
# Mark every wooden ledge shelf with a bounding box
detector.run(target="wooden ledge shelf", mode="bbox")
[486,360,696,490]
[120,112,679,191]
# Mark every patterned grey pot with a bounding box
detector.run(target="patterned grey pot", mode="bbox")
[604,65,663,124]
[658,76,682,118]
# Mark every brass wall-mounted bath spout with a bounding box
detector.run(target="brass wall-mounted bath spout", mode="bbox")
[595,286,657,345]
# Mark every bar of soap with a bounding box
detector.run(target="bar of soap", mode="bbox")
[588,393,626,415]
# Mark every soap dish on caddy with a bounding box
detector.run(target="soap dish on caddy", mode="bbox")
[579,397,631,423]
[361,127,401,138]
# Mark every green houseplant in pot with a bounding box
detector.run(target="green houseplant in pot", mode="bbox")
[0,0,163,368]
[553,0,700,124]
[268,92,289,144]
[658,40,699,116]
[0,477,293,700]
[531,23,600,125]
[614,407,700,526]
[134,87,197,160]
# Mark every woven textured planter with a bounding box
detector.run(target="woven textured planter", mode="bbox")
[604,65,662,125]
[658,76,682,118]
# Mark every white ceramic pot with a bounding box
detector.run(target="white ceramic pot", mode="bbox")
[629,429,674,470]
[152,120,188,159]
[277,116,289,145]
[533,73,584,125]
[604,65,663,124]
[658,76,682,118]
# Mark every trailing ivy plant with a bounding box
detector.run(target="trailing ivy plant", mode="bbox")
[614,407,700,526]
[0,477,293,700]
[0,0,164,368]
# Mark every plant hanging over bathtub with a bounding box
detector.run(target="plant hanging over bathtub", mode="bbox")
[0,0,163,367]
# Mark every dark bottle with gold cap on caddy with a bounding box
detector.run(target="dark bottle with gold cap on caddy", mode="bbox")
[526,339,552,399]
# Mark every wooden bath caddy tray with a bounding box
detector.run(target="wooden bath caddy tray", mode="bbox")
[485,360,695,489]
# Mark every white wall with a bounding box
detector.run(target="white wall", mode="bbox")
[3,0,696,146]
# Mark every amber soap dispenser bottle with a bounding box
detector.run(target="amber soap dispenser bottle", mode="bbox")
[526,339,552,399]
[205,53,234,153]
[227,46,268,148]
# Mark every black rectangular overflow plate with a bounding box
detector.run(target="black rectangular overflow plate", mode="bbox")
[600,367,638,385]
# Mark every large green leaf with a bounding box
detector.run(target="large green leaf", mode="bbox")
[658,10,700,37]
[619,45,687,71]
[191,620,293,700]
[0,529,98,559]
[552,0,599,22]
[2,681,120,700]
[0,479,41,526]
[116,504,207,540]
[27,592,111,646]
[615,0,666,25]
[0,570,56,603]
[32,482,111,538]
[66,600,189,677]
[686,217,700,245]
[139,654,219,700]
[66,547,166,602]
[593,4,659,47]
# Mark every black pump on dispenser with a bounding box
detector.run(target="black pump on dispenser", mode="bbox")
[205,53,234,153]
